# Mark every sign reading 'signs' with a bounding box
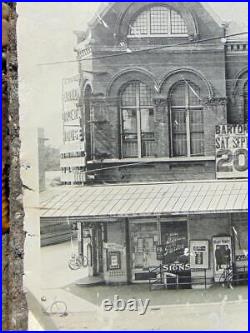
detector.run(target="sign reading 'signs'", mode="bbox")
[215,124,248,179]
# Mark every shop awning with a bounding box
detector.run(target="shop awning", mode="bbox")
[40,180,247,219]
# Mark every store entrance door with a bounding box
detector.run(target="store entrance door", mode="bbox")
[81,225,104,277]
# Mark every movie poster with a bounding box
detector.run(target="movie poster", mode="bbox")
[212,236,232,282]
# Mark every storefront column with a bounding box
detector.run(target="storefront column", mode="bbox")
[125,218,131,283]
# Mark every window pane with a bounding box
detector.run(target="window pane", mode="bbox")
[190,109,203,132]
[139,83,153,106]
[150,7,170,34]
[188,84,201,106]
[122,109,137,136]
[171,10,188,34]
[121,83,136,106]
[130,7,187,36]
[172,109,187,156]
[141,108,154,136]
[122,109,138,157]
[130,10,149,35]
[190,110,204,156]
[171,82,186,106]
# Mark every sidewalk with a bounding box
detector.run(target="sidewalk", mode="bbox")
[28,283,248,331]
[65,282,248,307]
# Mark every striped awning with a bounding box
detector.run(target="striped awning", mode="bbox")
[40,180,247,220]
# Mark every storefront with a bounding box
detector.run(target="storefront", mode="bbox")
[40,179,248,288]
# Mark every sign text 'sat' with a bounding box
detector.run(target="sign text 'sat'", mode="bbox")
[215,124,248,179]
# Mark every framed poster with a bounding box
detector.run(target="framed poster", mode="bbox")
[212,236,232,282]
[190,240,209,269]
[107,251,121,270]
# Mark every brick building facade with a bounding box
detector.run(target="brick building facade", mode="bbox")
[41,2,248,288]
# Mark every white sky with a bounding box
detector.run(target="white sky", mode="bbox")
[17,2,248,148]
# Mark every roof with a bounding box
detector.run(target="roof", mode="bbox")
[40,180,247,220]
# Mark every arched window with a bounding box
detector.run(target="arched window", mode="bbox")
[120,81,155,158]
[170,81,204,157]
[243,81,248,123]
[129,6,188,36]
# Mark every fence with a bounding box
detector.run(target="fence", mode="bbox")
[148,264,248,290]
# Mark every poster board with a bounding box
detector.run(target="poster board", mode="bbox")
[212,236,232,282]
[190,240,209,269]
[215,124,248,179]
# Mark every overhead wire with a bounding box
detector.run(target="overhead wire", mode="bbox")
[37,31,248,67]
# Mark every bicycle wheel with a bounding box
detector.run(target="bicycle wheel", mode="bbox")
[50,301,68,317]
[219,271,226,283]
[68,258,81,270]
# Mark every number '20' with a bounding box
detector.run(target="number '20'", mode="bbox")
[216,149,248,172]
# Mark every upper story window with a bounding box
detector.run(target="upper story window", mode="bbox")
[120,81,156,158]
[129,6,188,37]
[170,81,204,157]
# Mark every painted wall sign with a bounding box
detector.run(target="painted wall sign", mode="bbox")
[235,249,248,268]
[190,240,209,269]
[212,236,232,282]
[215,124,248,179]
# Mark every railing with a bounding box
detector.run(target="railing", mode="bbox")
[219,265,248,287]
[226,42,248,53]
[61,171,86,184]
[148,264,248,291]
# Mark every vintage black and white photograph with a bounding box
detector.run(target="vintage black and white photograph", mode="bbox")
[16,1,248,330]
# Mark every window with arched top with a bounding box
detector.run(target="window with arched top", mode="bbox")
[120,81,155,158]
[170,81,204,157]
[129,6,188,36]
[243,81,248,123]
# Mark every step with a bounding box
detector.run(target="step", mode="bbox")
[151,283,166,290]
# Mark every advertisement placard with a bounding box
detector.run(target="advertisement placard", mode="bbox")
[212,236,232,282]
[190,240,209,269]
[215,124,248,179]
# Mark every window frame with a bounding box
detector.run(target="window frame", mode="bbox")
[120,81,155,158]
[128,6,188,38]
[170,81,204,158]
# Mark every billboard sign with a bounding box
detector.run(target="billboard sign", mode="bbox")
[215,124,248,179]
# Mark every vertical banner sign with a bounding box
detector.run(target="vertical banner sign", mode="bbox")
[212,236,232,282]
[215,124,248,179]
[190,240,209,269]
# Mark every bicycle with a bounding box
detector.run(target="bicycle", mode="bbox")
[42,297,68,317]
[50,300,68,317]
[68,253,88,270]
[219,266,234,288]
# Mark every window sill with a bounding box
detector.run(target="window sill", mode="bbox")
[88,156,215,164]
